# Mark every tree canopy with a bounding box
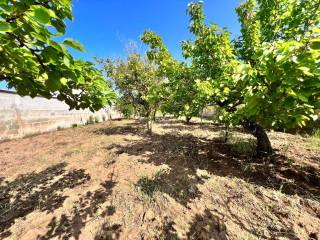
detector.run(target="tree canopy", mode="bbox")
[0,0,115,111]
[141,31,209,124]
[100,53,163,132]
[140,0,320,155]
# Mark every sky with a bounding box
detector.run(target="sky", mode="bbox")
[0,0,243,90]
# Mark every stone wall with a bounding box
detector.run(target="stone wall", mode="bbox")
[0,90,121,141]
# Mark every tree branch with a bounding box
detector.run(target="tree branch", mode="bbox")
[7,33,47,71]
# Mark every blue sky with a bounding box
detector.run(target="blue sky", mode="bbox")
[0,0,242,90]
[67,0,242,60]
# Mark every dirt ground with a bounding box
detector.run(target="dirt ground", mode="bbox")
[0,119,319,240]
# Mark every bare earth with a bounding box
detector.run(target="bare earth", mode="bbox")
[0,119,319,240]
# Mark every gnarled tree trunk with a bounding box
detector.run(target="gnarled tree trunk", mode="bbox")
[186,116,192,125]
[242,121,273,156]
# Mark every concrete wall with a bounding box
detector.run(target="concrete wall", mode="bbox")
[0,90,121,141]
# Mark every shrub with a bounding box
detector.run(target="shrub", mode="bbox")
[86,116,95,125]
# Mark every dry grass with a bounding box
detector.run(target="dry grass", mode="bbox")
[0,119,319,240]
[309,129,320,149]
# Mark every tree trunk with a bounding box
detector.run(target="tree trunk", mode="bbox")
[186,116,192,125]
[152,109,157,122]
[242,121,273,156]
[147,117,153,134]
[200,109,204,124]
[146,110,153,134]
[224,126,229,143]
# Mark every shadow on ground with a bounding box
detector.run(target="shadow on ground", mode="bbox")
[38,171,117,240]
[0,163,91,239]
[96,122,320,203]
[186,209,228,240]
[94,223,122,240]
[157,210,228,240]
[95,121,320,239]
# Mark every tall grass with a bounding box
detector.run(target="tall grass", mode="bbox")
[310,129,320,149]
[313,129,320,139]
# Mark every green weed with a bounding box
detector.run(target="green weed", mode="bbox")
[135,169,167,200]
[86,115,95,125]
[309,129,320,149]
[227,133,256,157]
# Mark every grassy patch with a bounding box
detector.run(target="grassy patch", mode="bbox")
[86,115,95,125]
[64,148,82,157]
[226,132,256,157]
[308,129,320,149]
[135,169,167,201]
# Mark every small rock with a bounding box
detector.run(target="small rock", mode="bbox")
[144,209,155,222]
[188,185,197,195]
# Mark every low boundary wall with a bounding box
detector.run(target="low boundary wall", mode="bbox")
[0,90,121,141]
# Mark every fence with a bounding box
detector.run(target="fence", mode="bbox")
[0,90,121,141]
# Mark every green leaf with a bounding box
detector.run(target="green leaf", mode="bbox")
[63,38,85,52]
[223,87,230,94]
[30,31,48,43]
[287,88,296,96]
[0,2,13,13]
[276,54,285,62]
[51,19,66,35]
[46,71,62,91]
[296,93,309,102]
[310,39,320,50]
[0,20,12,33]
[49,40,63,52]
[298,67,313,76]
[30,5,53,24]
[63,56,71,67]
[60,77,68,86]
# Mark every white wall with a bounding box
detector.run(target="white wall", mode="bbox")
[0,90,121,141]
